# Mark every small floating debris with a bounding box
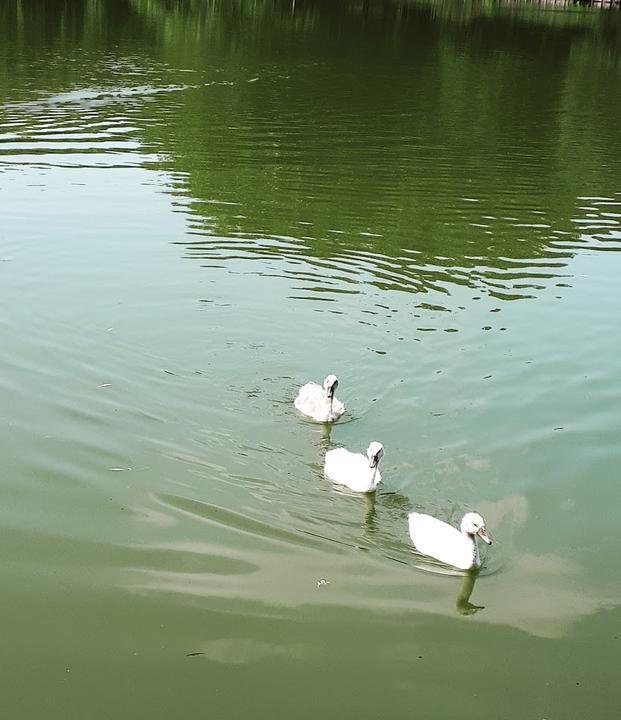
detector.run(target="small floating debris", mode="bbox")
[316,578,330,589]
[97,383,112,388]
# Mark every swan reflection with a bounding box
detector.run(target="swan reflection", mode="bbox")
[456,569,485,616]
[363,492,378,533]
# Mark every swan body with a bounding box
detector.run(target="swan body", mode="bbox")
[324,441,384,493]
[408,511,492,570]
[294,374,345,422]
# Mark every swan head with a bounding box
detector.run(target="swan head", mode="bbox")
[461,512,492,545]
[323,374,339,400]
[366,441,384,469]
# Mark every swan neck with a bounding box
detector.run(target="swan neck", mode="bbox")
[463,530,480,566]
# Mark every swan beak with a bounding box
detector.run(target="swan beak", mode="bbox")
[477,527,492,545]
[369,454,379,469]
[326,384,336,400]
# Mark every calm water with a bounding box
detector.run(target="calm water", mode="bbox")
[1,0,620,717]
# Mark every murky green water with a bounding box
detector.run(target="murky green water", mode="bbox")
[1,1,620,717]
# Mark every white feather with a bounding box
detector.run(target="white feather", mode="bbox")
[324,442,384,493]
[408,512,491,570]
[294,375,345,422]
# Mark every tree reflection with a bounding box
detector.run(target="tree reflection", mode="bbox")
[2,0,619,300]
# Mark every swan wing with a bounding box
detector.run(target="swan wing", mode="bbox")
[408,513,473,569]
[295,382,322,404]
[324,448,359,480]
[294,382,325,418]
[295,382,344,422]
[324,449,377,492]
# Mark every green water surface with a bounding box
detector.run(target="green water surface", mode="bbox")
[1,1,620,718]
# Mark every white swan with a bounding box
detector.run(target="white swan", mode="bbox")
[408,511,492,570]
[294,374,345,422]
[324,441,384,493]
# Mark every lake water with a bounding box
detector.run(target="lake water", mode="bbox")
[1,1,620,717]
